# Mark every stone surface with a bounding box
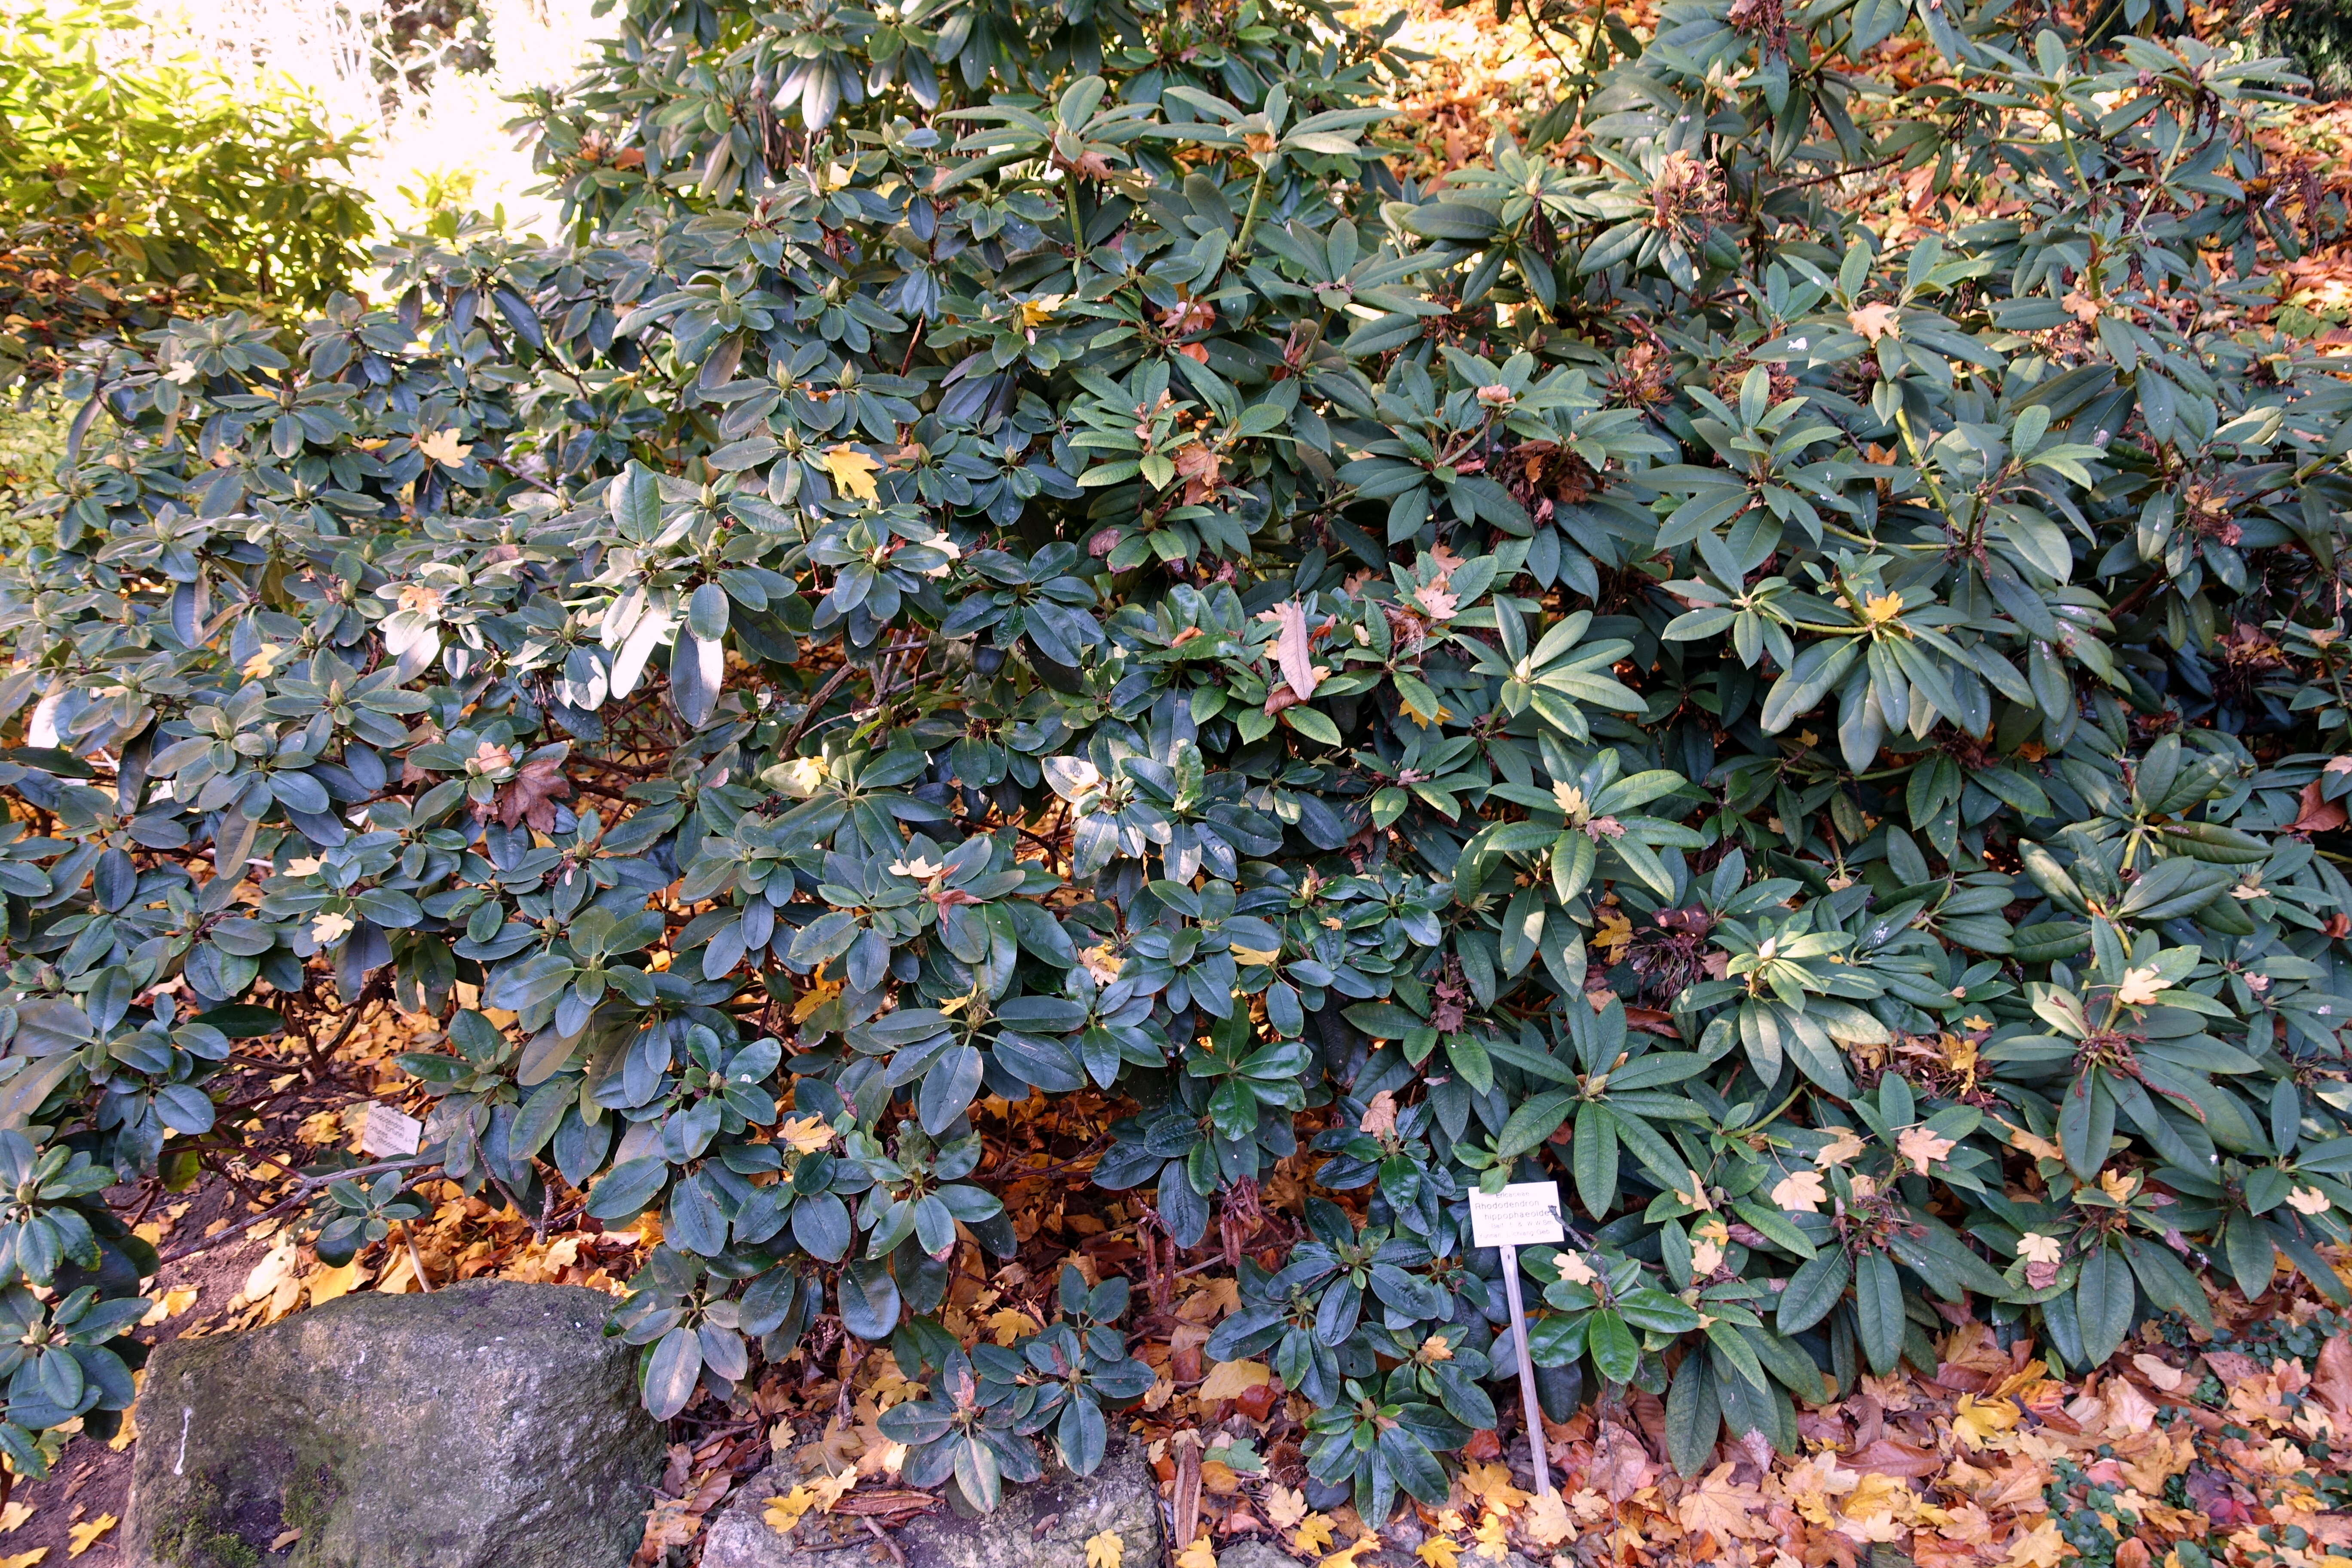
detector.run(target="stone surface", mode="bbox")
[123,1280,662,1568]
[702,1435,1162,1568]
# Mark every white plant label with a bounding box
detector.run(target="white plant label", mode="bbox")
[1468,1182,1566,1249]
[358,1102,423,1158]
[1467,1181,1565,1496]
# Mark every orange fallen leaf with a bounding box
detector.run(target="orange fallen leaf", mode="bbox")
[1850,301,1902,341]
[2291,779,2346,834]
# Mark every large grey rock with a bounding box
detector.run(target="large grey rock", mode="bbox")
[702,1436,1162,1568]
[123,1280,662,1568]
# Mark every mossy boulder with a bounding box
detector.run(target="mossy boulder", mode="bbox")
[123,1281,662,1568]
[700,1433,1161,1568]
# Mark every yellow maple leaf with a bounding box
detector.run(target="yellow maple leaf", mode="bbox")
[2116,965,2165,1006]
[764,1486,818,1533]
[771,756,829,799]
[2016,1232,2063,1266]
[1417,1537,1461,1568]
[1174,1535,1219,1568]
[1461,1461,1531,1513]
[1522,1492,1573,1546]
[1261,1485,1308,1531]
[2290,1185,2332,1216]
[0,1550,45,1568]
[65,1516,114,1558]
[1815,1128,1869,1167]
[1838,1470,1915,1540]
[2005,1517,2067,1568]
[1594,908,1634,961]
[1679,1464,1772,1540]
[777,1115,834,1155]
[1293,1513,1338,1555]
[1472,1509,1510,1550]
[1085,1528,1127,1568]
[1952,1393,2021,1450]
[306,1259,365,1305]
[1772,1169,1827,1213]
[1861,589,1904,623]
[0,1502,29,1534]
[819,444,882,503]
[1398,691,1451,727]
[1320,1540,1381,1568]
[139,1286,200,1326]
[1896,1125,1954,1173]
[416,428,472,467]
[1017,294,1068,329]
[985,1306,1041,1346]
[791,968,844,1023]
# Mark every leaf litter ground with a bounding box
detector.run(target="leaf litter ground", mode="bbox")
[11,996,2352,1568]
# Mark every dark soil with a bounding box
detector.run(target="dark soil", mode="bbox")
[3,1044,395,1565]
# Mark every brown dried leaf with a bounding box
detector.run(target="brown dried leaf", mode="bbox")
[1589,1420,1659,1501]
[2315,1332,2352,1422]
[1271,600,1321,703]
[1174,443,1222,504]
[2290,779,2347,835]
[831,1489,940,1519]
[494,757,573,832]
[1844,1438,1941,1477]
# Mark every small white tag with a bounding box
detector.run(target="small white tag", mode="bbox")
[1468,1181,1566,1249]
[358,1102,423,1158]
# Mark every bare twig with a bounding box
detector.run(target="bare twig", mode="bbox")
[863,1519,907,1568]
[778,660,862,758]
[311,973,390,1066]
[1771,150,1905,195]
[396,1216,436,1292]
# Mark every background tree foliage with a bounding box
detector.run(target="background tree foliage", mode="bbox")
[0,0,371,390]
[1,0,2351,1523]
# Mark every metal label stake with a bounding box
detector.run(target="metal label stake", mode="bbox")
[1468,1181,1566,1498]
[1497,1240,1551,1497]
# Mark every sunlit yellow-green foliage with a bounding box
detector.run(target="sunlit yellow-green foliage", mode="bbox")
[0,0,373,388]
